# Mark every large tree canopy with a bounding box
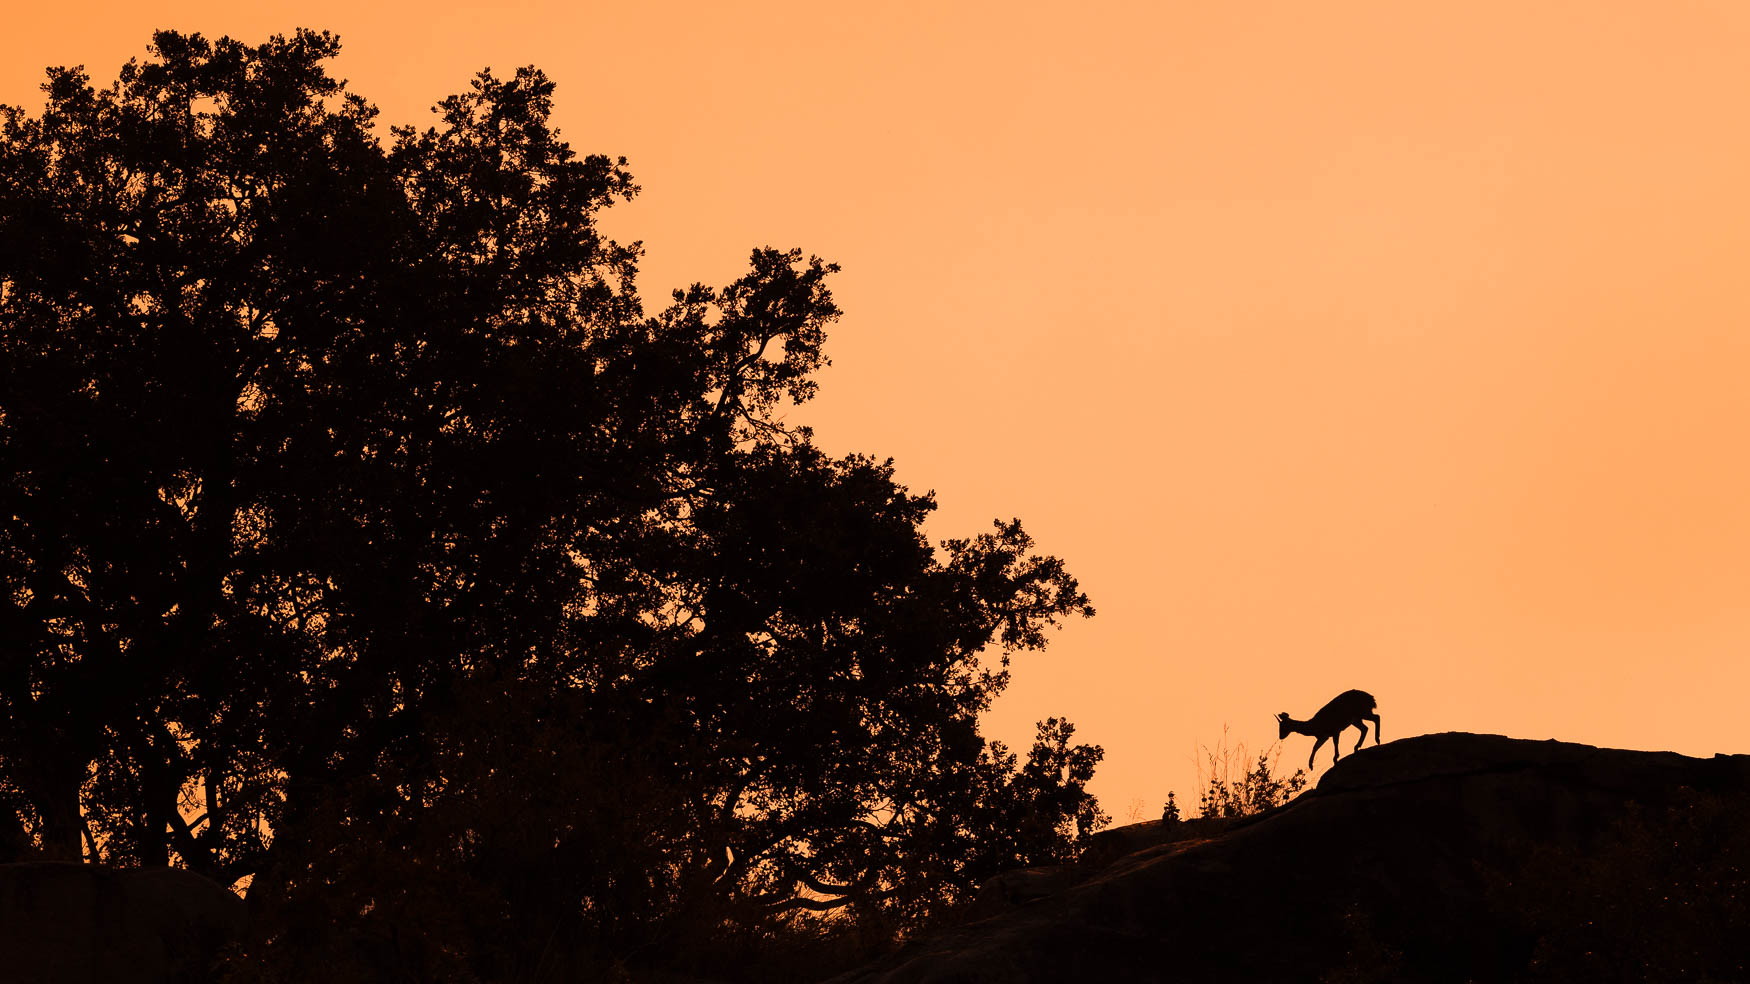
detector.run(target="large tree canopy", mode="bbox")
[0,30,1102,980]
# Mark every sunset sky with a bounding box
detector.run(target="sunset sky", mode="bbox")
[8,1,1750,818]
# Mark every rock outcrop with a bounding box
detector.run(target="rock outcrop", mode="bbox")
[829,733,1750,984]
[0,862,246,984]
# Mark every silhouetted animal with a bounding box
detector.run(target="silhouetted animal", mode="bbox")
[1278,690,1381,769]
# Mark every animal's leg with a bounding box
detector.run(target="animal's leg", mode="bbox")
[1353,720,1367,752]
[1309,736,1327,771]
[1367,712,1382,743]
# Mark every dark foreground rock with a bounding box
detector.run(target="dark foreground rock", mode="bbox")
[829,733,1750,984]
[0,862,245,984]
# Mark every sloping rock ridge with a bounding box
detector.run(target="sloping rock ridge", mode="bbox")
[828,732,1750,984]
[0,862,245,984]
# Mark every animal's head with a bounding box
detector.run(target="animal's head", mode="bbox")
[1276,711,1290,739]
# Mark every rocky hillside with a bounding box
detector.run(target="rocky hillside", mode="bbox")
[829,733,1750,984]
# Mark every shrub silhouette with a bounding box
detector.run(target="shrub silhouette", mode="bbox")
[1196,734,1308,820]
[1160,731,1307,826]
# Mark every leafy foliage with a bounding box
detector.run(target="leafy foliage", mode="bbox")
[898,717,1108,919]
[0,30,1100,980]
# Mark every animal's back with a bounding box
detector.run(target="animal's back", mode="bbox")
[1319,689,1376,718]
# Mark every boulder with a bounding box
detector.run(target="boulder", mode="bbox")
[828,732,1750,984]
[0,862,246,984]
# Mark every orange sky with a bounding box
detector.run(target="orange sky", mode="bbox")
[9,1,1750,820]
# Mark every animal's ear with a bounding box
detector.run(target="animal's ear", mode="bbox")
[1276,712,1288,722]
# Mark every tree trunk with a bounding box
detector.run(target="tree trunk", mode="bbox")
[0,808,32,863]
[35,776,85,862]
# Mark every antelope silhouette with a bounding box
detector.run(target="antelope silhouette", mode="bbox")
[1277,690,1381,770]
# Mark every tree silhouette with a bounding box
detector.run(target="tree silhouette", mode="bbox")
[0,30,1099,978]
